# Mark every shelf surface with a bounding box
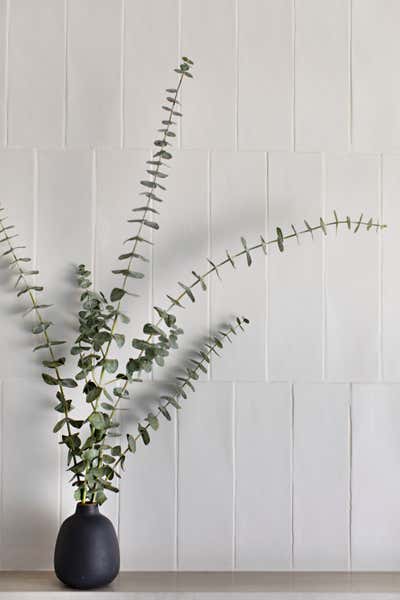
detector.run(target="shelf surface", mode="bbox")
[1,571,400,597]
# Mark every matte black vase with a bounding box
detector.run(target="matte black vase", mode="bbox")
[54,503,120,589]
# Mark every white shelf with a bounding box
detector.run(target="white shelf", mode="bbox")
[1,572,400,598]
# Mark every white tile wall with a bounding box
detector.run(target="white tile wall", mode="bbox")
[293,383,350,570]
[295,0,349,151]
[268,152,323,381]
[238,0,293,151]
[0,0,398,572]
[325,154,380,381]
[8,0,65,147]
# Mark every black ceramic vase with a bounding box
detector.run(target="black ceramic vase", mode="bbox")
[54,503,120,589]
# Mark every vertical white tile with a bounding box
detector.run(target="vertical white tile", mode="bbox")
[178,381,233,570]
[120,390,176,570]
[153,150,209,379]
[124,0,179,148]
[67,0,122,146]
[325,154,379,381]
[382,155,400,380]
[236,382,292,570]
[0,0,7,145]
[238,0,292,151]
[293,383,350,570]
[210,151,266,381]
[95,148,151,369]
[8,0,65,147]
[353,0,400,152]
[0,149,36,379]
[37,150,92,344]
[181,0,236,149]
[1,378,59,568]
[295,0,349,151]
[352,384,400,569]
[268,152,322,381]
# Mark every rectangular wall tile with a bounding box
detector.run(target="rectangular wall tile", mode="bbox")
[67,0,122,146]
[124,0,178,148]
[352,384,400,569]
[325,154,379,381]
[268,152,322,381]
[1,378,59,568]
[120,385,176,570]
[382,155,400,380]
[37,150,92,343]
[181,0,235,149]
[295,0,349,151]
[353,0,400,152]
[95,148,151,369]
[0,0,7,145]
[210,151,266,381]
[293,383,350,570]
[178,381,233,570]
[236,382,291,570]
[153,150,208,379]
[0,150,36,379]
[238,0,292,151]
[8,0,65,146]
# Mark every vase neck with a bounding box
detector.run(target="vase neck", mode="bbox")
[75,502,99,516]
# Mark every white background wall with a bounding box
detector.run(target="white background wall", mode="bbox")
[0,0,398,572]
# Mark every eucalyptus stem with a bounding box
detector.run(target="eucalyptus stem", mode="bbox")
[114,318,248,468]
[0,214,83,485]
[97,72,185,390]
[106,215,385,422]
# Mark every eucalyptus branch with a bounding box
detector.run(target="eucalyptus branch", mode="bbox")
[112,317,249,472]
[109,212,385,409]
[159,214,386,315]
[0,54,388,508]
[0,209,83,483]
[98,57,194,386]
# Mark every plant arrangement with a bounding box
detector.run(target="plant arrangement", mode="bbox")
[0,57,385,588]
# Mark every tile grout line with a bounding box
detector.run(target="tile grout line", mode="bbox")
[0,380,4,569]
[291,0,296,152]
[3,0,10,146]
[348,382,353,570]
[378,154,383,381]
[175,410,180,570]
[208,151,213,380]
[235,0,239,151]
[177,0,182,149]
[32,149,39,268]
[265,152,269,381]
[321,152,327,381]
[91,149,97,288]
[63,0,68,148]
[149,148,154,376]
[120,0,125,149]
[232,381,237,569]
[348,0,353,151]
[290,381,295,569]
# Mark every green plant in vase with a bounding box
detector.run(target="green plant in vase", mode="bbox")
[0,57,385,589]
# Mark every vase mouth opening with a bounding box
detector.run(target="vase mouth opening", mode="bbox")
[75,502,99,515]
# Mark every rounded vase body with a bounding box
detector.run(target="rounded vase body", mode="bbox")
[54,503,119,589]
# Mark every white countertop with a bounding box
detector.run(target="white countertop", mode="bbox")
[1,572,400,598]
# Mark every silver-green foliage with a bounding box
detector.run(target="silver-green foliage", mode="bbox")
[0,57,386,504]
